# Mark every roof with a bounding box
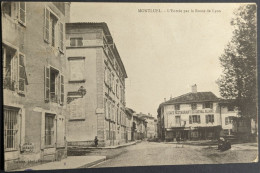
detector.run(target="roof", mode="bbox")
[162,92,220,105]
[125,107,135,116]
[66,22,127,78]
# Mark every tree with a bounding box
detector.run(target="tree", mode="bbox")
[217,4,257,119]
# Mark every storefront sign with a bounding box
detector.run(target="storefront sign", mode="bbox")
[166,109,213,115]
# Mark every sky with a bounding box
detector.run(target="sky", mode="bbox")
[70,3,242,118]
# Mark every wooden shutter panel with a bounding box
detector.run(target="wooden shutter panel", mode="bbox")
[210,103,213,109]
[18,54,26,92]
[198,115,201,123]
[212,115,214,123]
[225,117,228,125]
[18,2,26,24]
[59,22,64,52]
[60,74,64,105]
[202,103,205,109]
[44,8,50,43]
[189,115,192,124]
[206,115,208,123]
[44,66,50,102]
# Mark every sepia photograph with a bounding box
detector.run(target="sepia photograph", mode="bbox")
[1,1,258,172]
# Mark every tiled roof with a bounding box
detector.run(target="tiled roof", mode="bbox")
[163,92,220,105]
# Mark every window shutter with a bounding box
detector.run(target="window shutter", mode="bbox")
[18,2,26,24]
[202,103,205,109]
[44,66,50,102]
[60,74,64,105]
[225,117,228,125]
[210,103,213,109]
[206,115,208,124]
[198,115,201,124]
[18,54,26,92]
[44,8,50,43]
[212,115,214,123]
[189,115,192,124]
[59,22,64,52]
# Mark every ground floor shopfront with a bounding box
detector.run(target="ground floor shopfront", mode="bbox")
[163,126,222,142]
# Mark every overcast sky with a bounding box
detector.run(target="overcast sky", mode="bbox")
[70,3,242,117]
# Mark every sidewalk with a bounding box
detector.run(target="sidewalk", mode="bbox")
[15,156,106,171]
[69,140,140,150]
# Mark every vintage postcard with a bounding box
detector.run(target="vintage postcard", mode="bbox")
[2,1,258,171]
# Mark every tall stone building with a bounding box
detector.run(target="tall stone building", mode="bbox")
[65,22,128,147]
[2,2,70,170]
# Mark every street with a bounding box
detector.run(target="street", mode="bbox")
[92,141,258,168]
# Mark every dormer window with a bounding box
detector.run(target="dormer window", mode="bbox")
[70,37,83,47]
[204,102,213,109]
[191,103,197,110]
[175,104,180,110]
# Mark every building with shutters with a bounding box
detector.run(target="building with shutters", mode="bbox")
[136,113,157,139]
[157,85,239,141]
[65,22,128,147]
[2,2,70,170]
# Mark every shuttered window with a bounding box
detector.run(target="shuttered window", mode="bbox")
[206,114,214,123]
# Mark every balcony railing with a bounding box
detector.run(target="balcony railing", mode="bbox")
[3,77,15,91]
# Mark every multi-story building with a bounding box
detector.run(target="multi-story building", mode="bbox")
[133,114,147,140]
[2,2,70,170]
[157,85,239,141]
[125,107,135,141]
[136,113,157,139]
[65,22,128,147]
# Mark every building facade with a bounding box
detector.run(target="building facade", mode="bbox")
[136,113,157,139]
[157,85,239,141]
[2,2,70,170]
[65,22,128,147]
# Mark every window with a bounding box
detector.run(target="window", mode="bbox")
[189,115,200,124]
[70,38,83,47]
[175,116,181,126]
[225,117,233,125]
[2,2,12,16]
[191,103,197,110]
[228,105,234,111]
[45,114,55,146]
[175,104,180,110]
[2,45,16,91]
[50,13,58,47]
[204,102,213,109]
[4,108,19,151]
[18,2,26,25]
[2,45,27,92]
[69,58,85,81]
[44,66,63,104]
[206,114,214,123]
[50,68,59,103]
[111,74,114,92]
[44,8,62,48]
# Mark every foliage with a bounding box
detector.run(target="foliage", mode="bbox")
[217,4,257,119]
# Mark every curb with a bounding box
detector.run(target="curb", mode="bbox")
[79,157,106,168]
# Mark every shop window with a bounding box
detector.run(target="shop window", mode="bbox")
[206,114,214,123]
[70,37,83,47]
[4,108,19,151]
[45,114,55,146]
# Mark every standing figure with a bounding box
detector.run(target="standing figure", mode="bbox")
[94,136,99,147]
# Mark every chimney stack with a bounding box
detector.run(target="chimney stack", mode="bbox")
[192,84,197,93]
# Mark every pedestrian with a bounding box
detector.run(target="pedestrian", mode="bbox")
[94,136,99,147]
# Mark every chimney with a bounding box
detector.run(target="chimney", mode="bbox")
[164,98,166,102]
[192,84,197,93]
